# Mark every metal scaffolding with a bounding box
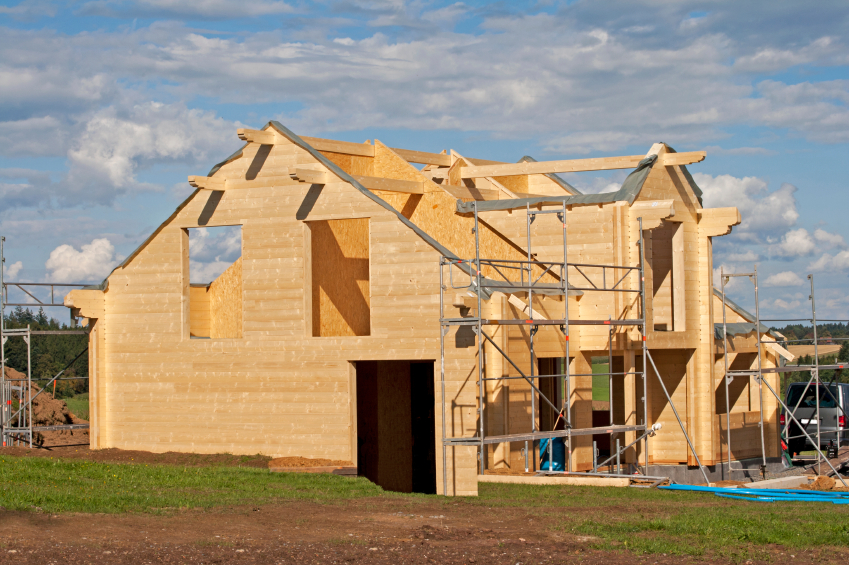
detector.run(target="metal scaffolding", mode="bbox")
[719,268,849,485]
[0,236,90,447]
[438,202,709,493]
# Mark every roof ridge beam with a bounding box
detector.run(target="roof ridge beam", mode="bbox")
[461,152,706,178]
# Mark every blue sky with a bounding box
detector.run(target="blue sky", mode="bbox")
[1,0,848,320]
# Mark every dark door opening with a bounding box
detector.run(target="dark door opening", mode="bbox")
[356,360,436,494]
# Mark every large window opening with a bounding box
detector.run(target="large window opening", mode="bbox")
[307,219,371,337]
[355,361,436,494]
[650,221,684,332]
[185,226,243,339]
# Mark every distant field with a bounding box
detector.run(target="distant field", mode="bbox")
[64,393,89,420]
[787,344,841,358]
[592,363,610,402]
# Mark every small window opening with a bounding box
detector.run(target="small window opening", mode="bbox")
[185,226,243,339]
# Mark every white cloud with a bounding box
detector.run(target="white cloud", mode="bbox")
[809,251,849,272]
[763,271,805,287]
[3,261,23,280]
[45,238,120,282]
[713,264,750,293]
[814,229,847,248]
[79,0,293,18]
[771,298,802,311]
[188,226,241,283]
[693,174,800,235]
[723,250,759,262]
[703,145,775,156]
[768,228,816,258]
[0,12,845,158]
[0,0,57,19]
[64,102,242,203]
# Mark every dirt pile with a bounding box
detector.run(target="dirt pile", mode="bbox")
[4,367,88,446]
[5,367,79,427]
[809,475,837,490]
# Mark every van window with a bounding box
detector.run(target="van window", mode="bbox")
[786,384,839,409]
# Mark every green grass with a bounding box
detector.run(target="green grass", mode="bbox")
[592,363,610,402]
[63,393,89,420]
[0,456,383,513]
[475,482,849,559]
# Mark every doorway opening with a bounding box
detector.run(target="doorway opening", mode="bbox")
[355,360,436,494]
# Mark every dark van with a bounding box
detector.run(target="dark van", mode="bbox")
[783,382,848,456]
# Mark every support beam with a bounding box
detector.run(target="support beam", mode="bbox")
[353,175,424,194]
[697,207,742,237]
[630,199,677,230]
[290,168,330,185]
[188,172,424,195]
[236,128,451,165]
[302,136,374,157]
[439,184,500,201]
[237,128,280,144]
[188,175,225,190]
[460,152,706,178]
[391,148,451,167]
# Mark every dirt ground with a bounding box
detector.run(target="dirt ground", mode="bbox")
[0,498,839,565]
[787,344,842,357]
[0,445,845,564]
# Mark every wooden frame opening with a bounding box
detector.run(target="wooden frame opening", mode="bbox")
[650,221,685,332]
[306,219,371,337]
[355,360,436,494]
[184,226,243,339]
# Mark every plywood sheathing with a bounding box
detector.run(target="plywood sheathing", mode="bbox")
[210,256,243,339]
[309,219,370,337]
[189,286,211,337]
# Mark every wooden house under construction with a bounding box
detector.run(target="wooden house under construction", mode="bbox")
[66,121,789,495]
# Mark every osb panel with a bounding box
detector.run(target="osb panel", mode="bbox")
[321,151,374,177]
[189,286,210,337]
[310,218,370,337]
[210,256,243,339]
[372,141,558,285]
[494,175,529,194]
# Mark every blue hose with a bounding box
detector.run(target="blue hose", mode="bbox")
[660,483,849,503]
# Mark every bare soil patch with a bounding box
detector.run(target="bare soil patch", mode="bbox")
[0,498,838,564]
[268,456,352,468]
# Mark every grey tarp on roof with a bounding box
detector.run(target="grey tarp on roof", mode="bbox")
[456,155,658,214]
[713,288,782,341]
[714,323,770,341]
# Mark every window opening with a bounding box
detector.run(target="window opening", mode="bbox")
[185,225,243,339]
[307,219,370,337]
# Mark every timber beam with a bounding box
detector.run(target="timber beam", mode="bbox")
[236,129,451,166]
[697,207,741,236]
[460,152,706,178]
